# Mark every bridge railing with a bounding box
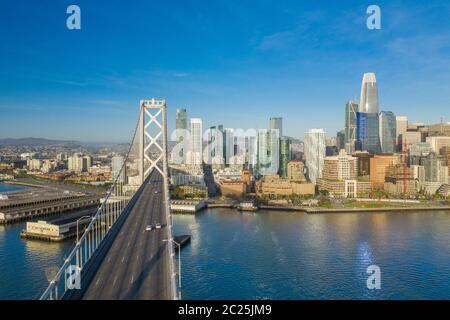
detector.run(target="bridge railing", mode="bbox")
[40,117,142,300]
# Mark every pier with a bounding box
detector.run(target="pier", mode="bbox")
[20,207,98,241]
[170,200,206,213]
[0,188,101,224]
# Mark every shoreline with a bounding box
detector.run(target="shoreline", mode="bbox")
[206,203,450,214]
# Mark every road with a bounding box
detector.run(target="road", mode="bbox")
[80,170,173,300]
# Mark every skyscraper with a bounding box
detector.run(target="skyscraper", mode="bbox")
[379,111,397,153]
[359,73,379,114]
[175,108,187,159]
[356,73,381,154]
[304,129,326,183]
[336,130,345,151]
[269,117,283,137]
[176,108,187,129]
[279,137,291,177]
[189,118,202,165]
[257,129,278,176]
[345,101,358,152]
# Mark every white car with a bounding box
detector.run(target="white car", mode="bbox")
[155,223,162,229]
[145,225,153,231]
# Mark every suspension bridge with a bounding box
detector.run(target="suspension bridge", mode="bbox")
[40,99,178,300]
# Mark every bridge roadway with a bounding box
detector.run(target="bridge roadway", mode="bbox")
[76,170,173,300]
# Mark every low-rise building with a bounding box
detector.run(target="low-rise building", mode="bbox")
[255,175,315,196]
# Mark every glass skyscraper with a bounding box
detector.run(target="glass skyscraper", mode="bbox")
[356,112,380,154]
[356,73,381,154]
[379,111,397,153]
[304,128,326,183]
[345,101,358,152]
[269,117,283,137]
[359,73,379,114]
[279,137,291,177]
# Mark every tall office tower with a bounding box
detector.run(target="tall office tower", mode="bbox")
[176,108,187,132]
[304,129,326,183]
[208,125,225,167]
[269,117,283,137]
[356,73,381,154]
[189,118,203,165]
[345,101,359,149]
[379,111,397,153]
[248,135,258,173]
[396,116,408,150]
[224,128,235,165]
[336,130,346,150]
[279,137,291,177]
[257,129,278,176]
[356,112,381,154]
[112,155,127,183]
[359,73,379,113]
[175,108,187,160]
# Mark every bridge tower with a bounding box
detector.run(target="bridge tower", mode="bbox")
[139,99,169,184]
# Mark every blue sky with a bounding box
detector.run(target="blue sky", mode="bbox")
[1,0,450,142]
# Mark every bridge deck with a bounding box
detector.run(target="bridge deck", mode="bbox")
[79,170,173,300]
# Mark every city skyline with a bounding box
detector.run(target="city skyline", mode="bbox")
[1,1,450,142]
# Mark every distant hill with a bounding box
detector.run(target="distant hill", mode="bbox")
[0,137,79,146]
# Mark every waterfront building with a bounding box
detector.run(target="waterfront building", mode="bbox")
[384,164,417,195]
[255,175,315,197]
[304,129,326,183]
[316,150,371,197]
[287,160,306,182]
[379,111,397,153]
[370,154,401,189]
[214,168,247,198]
[279,137,291,178]
[415,152,450,194]
[321,150,358,181]
[422,152,449,184]
[345,101,358,152]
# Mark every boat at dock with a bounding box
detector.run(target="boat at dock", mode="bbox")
[236,202,259,212]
